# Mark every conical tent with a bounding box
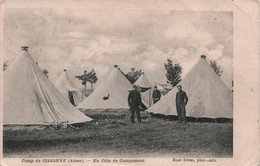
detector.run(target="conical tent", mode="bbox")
[77,65,133,109]
[55,69,81,106]
[134,74,152,107]
[3,46,92,125]
[147,56,233,119]
[134,73,152,88]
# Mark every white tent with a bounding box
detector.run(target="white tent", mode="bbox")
[77,65,133,109]
[147,55,233,119]
[3,46,92,125]
[55,69,81,106]
[154,83,170,95]
[134,73,152,107]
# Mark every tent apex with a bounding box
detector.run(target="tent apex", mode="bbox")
[201,55,206,59]
[21,46,29,51]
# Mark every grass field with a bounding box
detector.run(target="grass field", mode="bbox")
[3,109,233,158]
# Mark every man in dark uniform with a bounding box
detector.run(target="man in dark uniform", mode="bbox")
[152,86,161,104]
[176,85,188,124]
[128,85,142,123]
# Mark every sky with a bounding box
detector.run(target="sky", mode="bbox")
[4,8,233,89]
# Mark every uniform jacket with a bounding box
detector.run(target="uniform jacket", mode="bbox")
[128,90,142,107]
[176,90,188,106]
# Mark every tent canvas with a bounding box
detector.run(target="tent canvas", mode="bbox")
[134,74,153,107]
[154,83,170,95]
[146,56,233,119]
[55,69,81,106]
[3,47,92,125]
[77,66,133,109]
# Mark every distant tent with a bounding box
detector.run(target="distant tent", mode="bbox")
[3,46,92,125]
[155,83,166,91]
[154,83,170,95]
[163,83,173,91]
[77,65,133,109]
[55,69,81,106]
[147,55,233,119]
[134,73,152,107]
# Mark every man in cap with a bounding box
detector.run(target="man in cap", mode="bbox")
[176,85,188,124]
[152,86,161,104]
[128,85,142,123]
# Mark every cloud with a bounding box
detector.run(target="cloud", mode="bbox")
[174,47,189,56]
[165,21,215,47]
[189,29,215,47]
[165,45,227,80]
[135,45,170,70]
[218,56,232,74]
[67,36,139,65]
[68,46,97,63]
[164,21,196,39]
[170,55,199,79]
[173,47,189,62]
[167,47,191,68]
[197,44,225,60]
[4,9,233,87]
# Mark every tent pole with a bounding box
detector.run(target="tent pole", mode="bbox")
[149,88,151,107]
[81,90,85,102]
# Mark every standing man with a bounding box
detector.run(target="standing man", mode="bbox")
[128,85,142,123]
[176,85,188,124]
[152,86,161,104]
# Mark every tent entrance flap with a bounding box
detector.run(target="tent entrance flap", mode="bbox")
[69,91,75,106]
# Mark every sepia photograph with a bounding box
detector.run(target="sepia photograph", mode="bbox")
[0,0,259,165]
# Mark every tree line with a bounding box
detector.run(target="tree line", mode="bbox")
[3,58,226,91]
